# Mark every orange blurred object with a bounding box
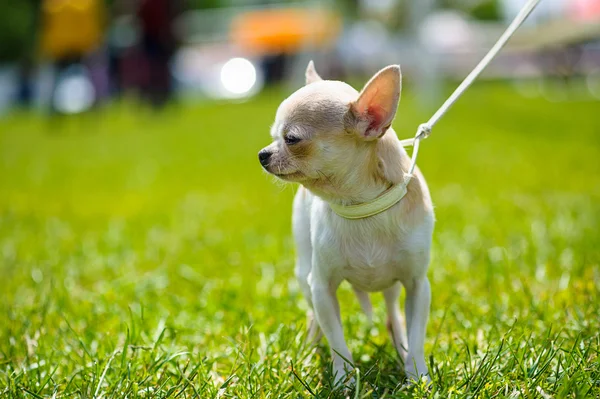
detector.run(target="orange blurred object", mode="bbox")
[40,0,104,59]
[231,8,341,55]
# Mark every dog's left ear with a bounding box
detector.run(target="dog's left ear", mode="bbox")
[305,60,323,85]
[350,65,401,140]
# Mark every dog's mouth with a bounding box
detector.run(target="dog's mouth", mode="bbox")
[273,171,305,181]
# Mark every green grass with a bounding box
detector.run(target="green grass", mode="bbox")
[1,83,599,398]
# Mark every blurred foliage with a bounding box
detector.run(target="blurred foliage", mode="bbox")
[469,0,500,21]
[440,0,500,20]
[185,0,224,9]
[186,0,298,9]
[0,0,39,62]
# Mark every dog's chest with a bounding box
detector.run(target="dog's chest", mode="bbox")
[346,239,407,291]
[322,217,412,292]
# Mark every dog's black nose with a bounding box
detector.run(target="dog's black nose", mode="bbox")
[258,150,272,167]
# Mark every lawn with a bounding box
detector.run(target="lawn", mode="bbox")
[0,82,599,398]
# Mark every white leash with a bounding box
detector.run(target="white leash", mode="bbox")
[330,0,542,219]
[403,0,541,177]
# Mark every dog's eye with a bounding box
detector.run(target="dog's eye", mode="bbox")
[284,135,302,145]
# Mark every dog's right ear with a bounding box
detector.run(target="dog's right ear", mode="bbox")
[305,60,323,85]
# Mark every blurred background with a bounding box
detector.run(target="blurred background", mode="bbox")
[1,1,600,396]
[0,0,599,114]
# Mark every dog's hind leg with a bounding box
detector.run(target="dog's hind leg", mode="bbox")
[383,282,408,361]
[404,276,431,383]
[352,286,373,323]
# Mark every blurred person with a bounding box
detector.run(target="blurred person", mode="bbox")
[16,1,42,108]
[106,0,138,98]
[40,0,106,113]
[261,53,289,85]
[136,0,181,108]
[0,0,41,109]
[16,59,35,107]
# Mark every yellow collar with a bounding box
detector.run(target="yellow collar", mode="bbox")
[328,178,409,220]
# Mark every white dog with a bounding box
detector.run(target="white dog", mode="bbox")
[258,62,434,385]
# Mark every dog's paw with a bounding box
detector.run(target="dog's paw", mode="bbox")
[404,361,431,386]
[332,361,356,389]
[332,371,356,397]
[403,373,431,387]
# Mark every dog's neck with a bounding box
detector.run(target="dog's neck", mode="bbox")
[306,130,409,206]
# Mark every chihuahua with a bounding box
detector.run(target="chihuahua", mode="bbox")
[258,62,434,385]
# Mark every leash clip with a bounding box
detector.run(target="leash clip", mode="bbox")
[416,123,432,140]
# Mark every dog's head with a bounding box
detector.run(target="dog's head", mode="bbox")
[259,61,401,197]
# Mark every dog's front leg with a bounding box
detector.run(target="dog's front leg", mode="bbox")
[310,271,353,385]
[404,276,431,383]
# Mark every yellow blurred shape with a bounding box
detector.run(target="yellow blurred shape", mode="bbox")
[231,8,341,54]
[40,0,104,59]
